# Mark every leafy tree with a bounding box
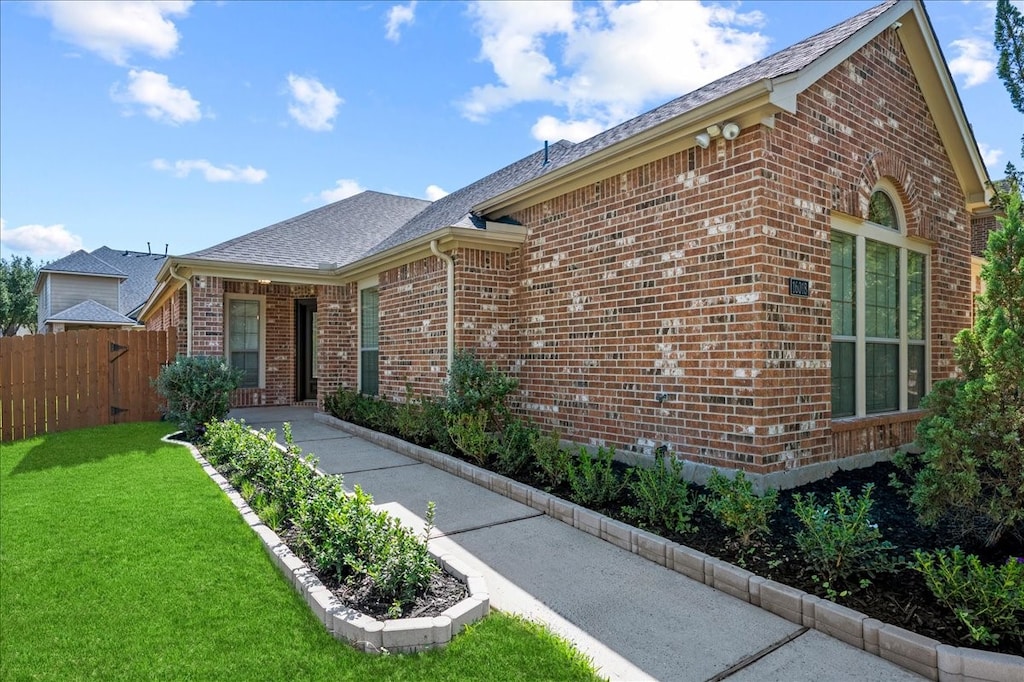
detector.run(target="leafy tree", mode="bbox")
[902,192,1024,546]
[0,255,39,336]
[995,0,1024,192]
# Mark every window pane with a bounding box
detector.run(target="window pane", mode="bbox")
[866,342,898,413]
[232,351,259,389]
[361,349,379,396]
[831,341,855,418]
[908,251,925,340]
[228,298,260,388]
[868,191,898,230]
[866,240,899,338]
[907,344,925,409]
[831,232,855,336]
[361,288,379,349]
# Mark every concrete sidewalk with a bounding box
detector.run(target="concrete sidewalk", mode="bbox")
[230,406,922,682]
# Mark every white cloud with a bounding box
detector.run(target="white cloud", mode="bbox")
[948,38,995,87]
[386,1,417,42]
[112,69,201,125]
[1,218,85,259]
[37,0,192,65]
[287,74,342,132]
[151,158,267,183]
[461,1,768,141]
[978,142,1004,169]
[531,115,605,143]
[425,184,448,201]
[319,179,365,203]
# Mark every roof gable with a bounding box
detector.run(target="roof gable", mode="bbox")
[40,250,126,278]
[90,247,168,316]
[45,299,136,326]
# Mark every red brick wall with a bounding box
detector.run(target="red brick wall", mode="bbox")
[971,213,1001,257]
[379,258,449,400]
[317,282,359,405]
[144,287,187,357]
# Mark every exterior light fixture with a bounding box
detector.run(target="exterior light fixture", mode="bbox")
[695,121,740,149]
[722,122,741,140]
[694,132,711,149]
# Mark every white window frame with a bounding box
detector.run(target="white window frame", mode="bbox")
[357,276,379,395]
[224,293,266,389]
[831,194,930,418]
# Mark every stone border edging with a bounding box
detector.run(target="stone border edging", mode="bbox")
[313,413,1024,680]
[164,433,490,654]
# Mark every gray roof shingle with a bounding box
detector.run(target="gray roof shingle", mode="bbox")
[46,300,137,326]
[533,0,898,176]
[41,250,126,278]
[90,247,168,316]
[184,191,431,269]
[367,140,577,256]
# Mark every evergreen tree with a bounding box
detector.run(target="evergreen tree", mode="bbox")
[995,0,1024,190]
[906,192,1024,546]
[0,256,39,336]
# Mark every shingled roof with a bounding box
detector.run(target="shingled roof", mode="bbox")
[184,191,431,269]
[40,250,126,279]
[91,247,168,317]
[532,0,898,177]
[46,300,136,326]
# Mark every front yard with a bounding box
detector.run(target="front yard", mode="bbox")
[0,422,600,681]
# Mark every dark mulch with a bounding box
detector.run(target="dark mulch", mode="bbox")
[524,460,1023,655]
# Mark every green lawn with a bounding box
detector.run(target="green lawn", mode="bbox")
[1,422,601,681]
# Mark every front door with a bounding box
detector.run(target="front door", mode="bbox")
[295,299,318,401]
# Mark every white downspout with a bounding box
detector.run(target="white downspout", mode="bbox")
[167,264,193,356]
[429,240,455,374]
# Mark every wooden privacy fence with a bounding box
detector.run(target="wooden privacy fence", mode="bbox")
[0,328,178,442]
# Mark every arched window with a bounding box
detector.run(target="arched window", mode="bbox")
[867,190,898,230]
[830,187,927,418]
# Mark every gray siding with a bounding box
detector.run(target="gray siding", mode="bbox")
[38,277,50,330]
[48,274,120,316]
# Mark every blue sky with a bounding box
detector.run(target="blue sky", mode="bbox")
[1,0,1021,262]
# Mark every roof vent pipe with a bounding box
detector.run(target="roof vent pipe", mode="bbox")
[543,140,549,166]
[430,240,455,378]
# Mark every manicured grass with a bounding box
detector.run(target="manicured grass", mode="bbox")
[1,422,602,681]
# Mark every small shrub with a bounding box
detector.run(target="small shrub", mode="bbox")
[395,386,448,448]
[534,432,571,490]
[323,387,360,422]
[493,418,537,477]
[446,409,493,466]
[154,355,242,441]
[704,470,778,546]
[353,394,397,434]
[792,484,899,600]
[445,349,518,430]
[913,547,1024,646]
[624,449,697,535]
[567,446,627,510]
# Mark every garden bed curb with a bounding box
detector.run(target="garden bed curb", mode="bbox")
[166,434,490,654]
[314,413,1024,680]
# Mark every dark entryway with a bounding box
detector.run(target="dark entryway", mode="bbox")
[296,298,318,401]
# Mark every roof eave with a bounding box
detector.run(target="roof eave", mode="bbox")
[474,80,778,217]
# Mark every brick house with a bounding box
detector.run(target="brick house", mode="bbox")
[141,0,993,486]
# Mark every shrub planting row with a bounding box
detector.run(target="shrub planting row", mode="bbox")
[323,350,1022,649]
[202,419,438,618]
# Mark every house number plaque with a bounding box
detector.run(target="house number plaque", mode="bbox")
[789,278,810,297]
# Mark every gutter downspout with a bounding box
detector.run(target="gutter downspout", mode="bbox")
[167,265,193,356]
[429,240,455,374]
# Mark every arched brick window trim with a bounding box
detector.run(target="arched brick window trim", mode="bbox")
[855,152,922,238]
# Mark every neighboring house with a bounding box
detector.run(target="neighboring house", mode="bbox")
[37,247,167,333]
[141,0,993,486]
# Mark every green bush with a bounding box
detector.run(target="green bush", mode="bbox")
[323,386,360,422]
[624,449,697,535]
[704,470,778,546]
[567,446,627,510]
[534,432,571,490]
[792,484,899,600]
[154,355,242,441]
[445,349,518,430]
[899,192,1024,547]
[913,547,1023,646]
[394,386,449,449]
[447,410,494,466]
[494,418,538,478]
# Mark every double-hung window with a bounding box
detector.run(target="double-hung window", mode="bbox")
[225,294,265,389]
[830,189,928,418]
[360,287,379,396]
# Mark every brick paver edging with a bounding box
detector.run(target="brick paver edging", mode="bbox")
[164,434,490,654]
[314,413,1024,681]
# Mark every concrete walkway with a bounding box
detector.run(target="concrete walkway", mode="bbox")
[229,406,923,682]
